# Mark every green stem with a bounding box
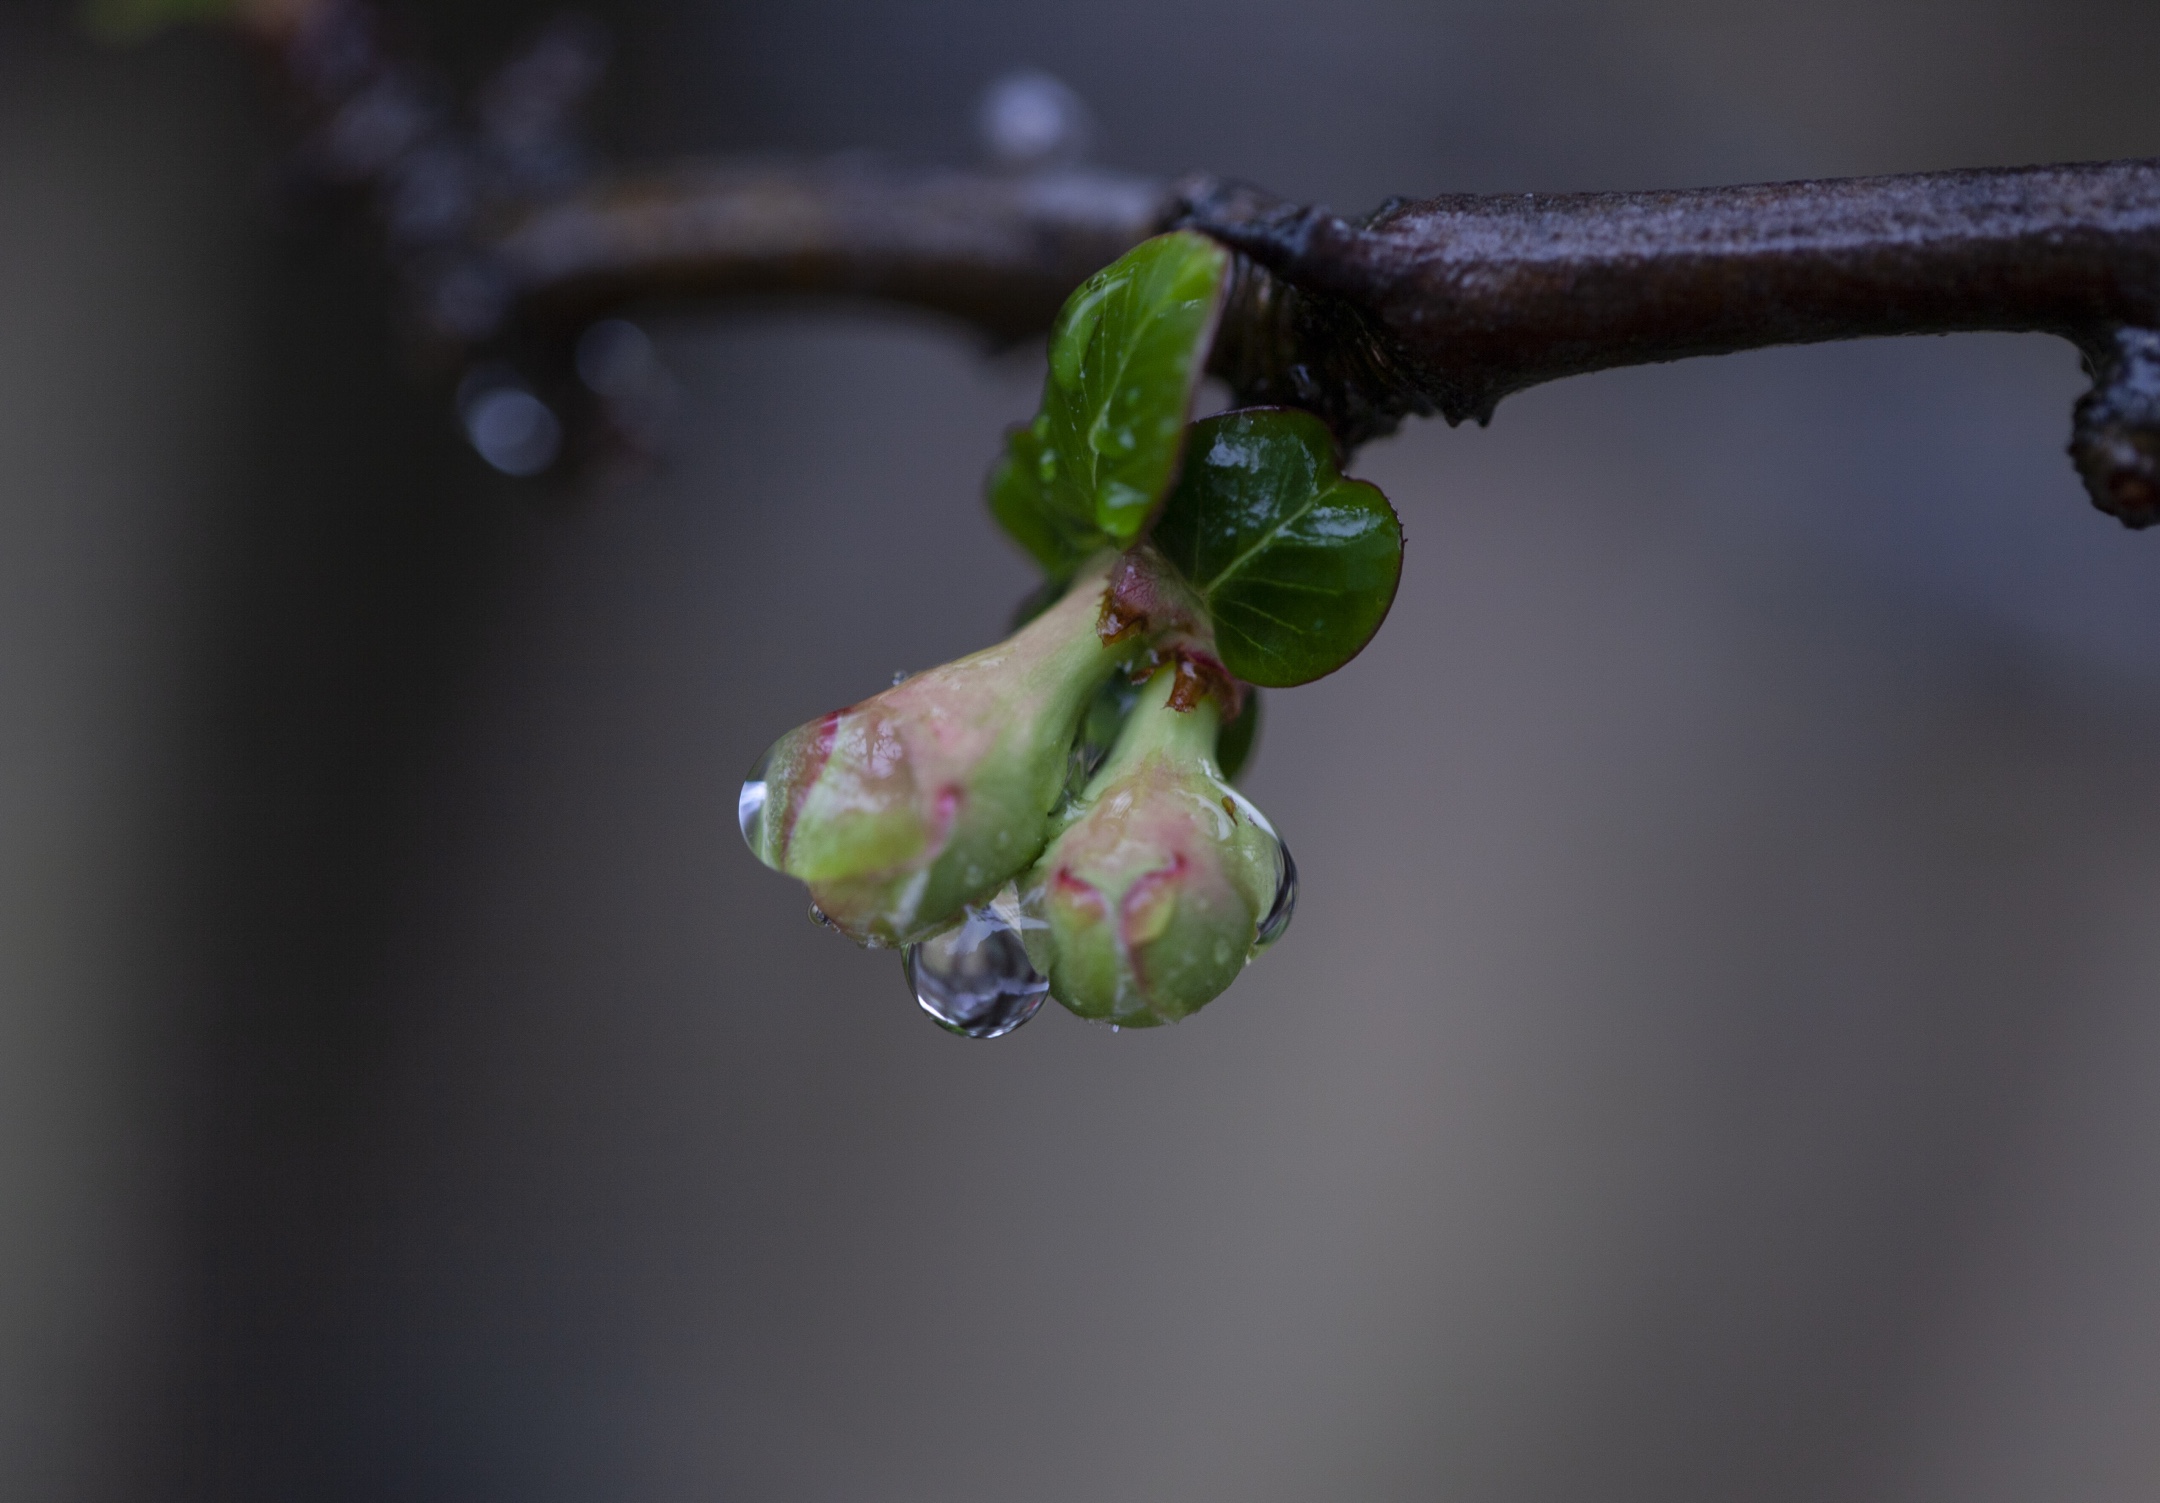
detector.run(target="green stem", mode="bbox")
[1096,664,1221,783]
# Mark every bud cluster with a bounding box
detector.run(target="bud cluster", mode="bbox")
[741,556,1135,947]
[735,236,1402,1038]
[741,549,1293,1031]
[1024,659,1287,1027]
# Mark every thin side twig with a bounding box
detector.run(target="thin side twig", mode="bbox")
[493,161,1174,344]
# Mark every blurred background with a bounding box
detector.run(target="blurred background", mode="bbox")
[4,0,2159,1497]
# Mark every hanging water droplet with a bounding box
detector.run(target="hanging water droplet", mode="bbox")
[1253,838,1298,951]
[808,902,835,929]
[903,892,1048,1039]
[739,744,776,866]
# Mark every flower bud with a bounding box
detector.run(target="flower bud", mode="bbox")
[1022,661,1287,1027]
[742,559,1132,946]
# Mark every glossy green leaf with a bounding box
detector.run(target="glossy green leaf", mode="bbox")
[1215,687,1261,782]
[988,421,1099,581]
[1151,408,1404,688]
[991,231,1230,568]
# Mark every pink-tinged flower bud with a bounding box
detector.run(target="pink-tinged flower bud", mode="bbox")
[1022,661,1289,1027]
[740,559,1133,946]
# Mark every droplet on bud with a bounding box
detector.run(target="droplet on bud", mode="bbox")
[903,890,1048,1039]
[1253,838,1297,952]
[738,744,774,864]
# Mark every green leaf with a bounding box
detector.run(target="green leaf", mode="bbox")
[1215,687,1261,782]
[988,421,1099,582]
[991,231,1230,567]
[1150,408,1404,688]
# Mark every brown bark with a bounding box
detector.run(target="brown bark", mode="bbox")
[245,0,2160,524]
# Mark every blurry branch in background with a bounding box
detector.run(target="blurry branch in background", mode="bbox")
[147,0,2160,527]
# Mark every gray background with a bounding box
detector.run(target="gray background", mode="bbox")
[2,0,2158,1497]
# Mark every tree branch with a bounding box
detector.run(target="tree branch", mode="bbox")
[481,159,2160,526]
[241,0,2160,525]
[493,161,1174,344]
[1173,167,2160,526]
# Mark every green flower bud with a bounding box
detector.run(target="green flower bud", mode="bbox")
[1022,661,1288,1027]
[741,559,1133,946]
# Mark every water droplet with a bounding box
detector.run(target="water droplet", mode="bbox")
[738,780,768,849]
[1253,839,1297,951]
[903,893,1048,1039]
[890,669,912,687]
[739,744,777,866]
[808,902,835,929]
[462,384,561,475]
[977,69,1093,169]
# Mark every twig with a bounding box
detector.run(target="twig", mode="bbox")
[1175,168,2160,526]
[238,0,2160,525]
[492,161,1173,344]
